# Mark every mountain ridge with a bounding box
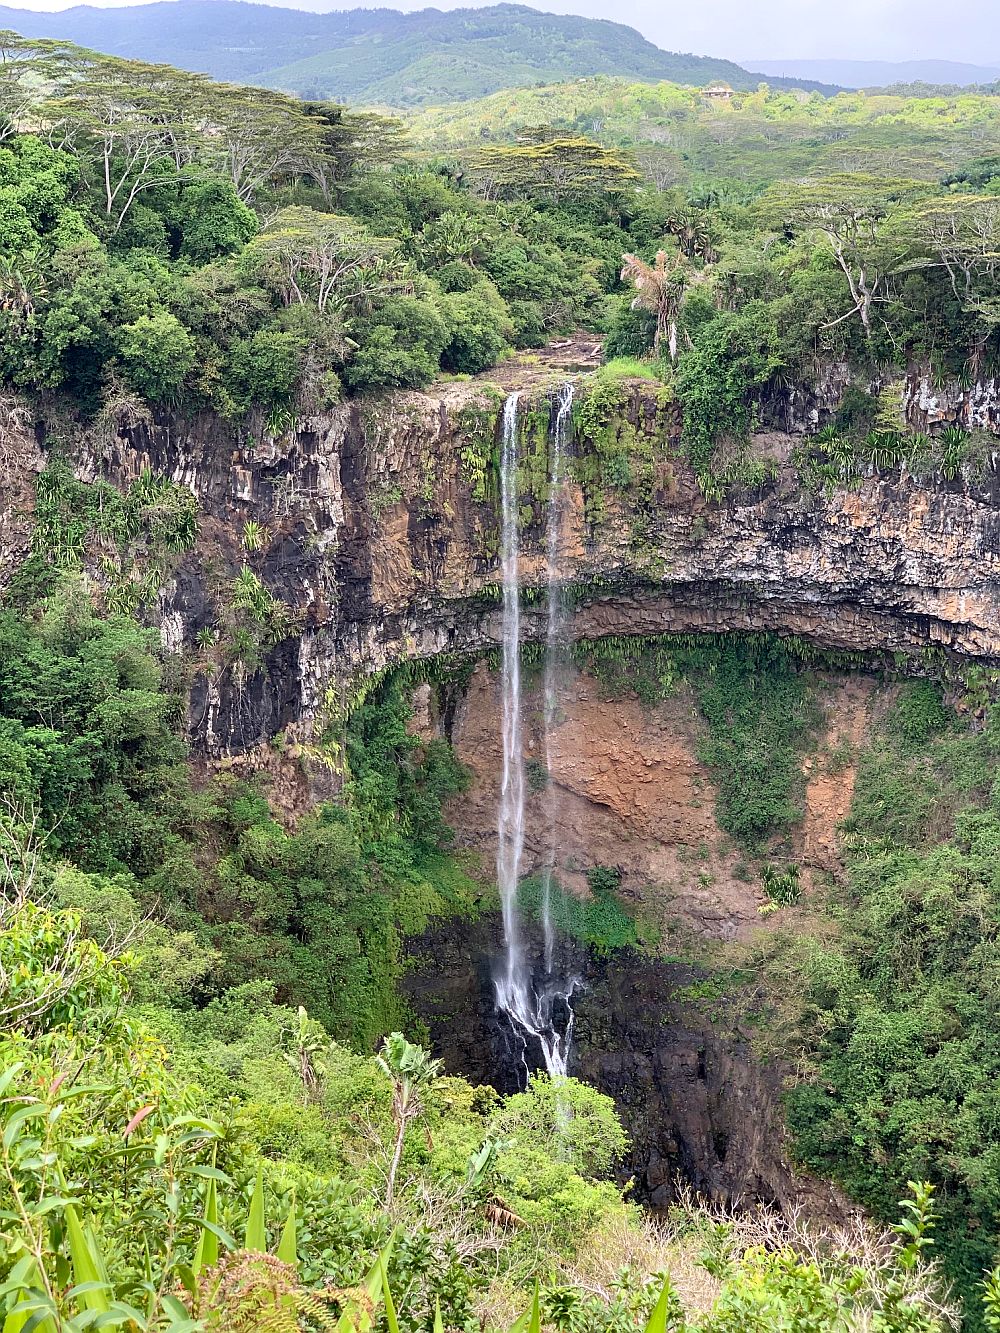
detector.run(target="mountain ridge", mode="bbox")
[745,56,1000,89]
[0,1,841,104]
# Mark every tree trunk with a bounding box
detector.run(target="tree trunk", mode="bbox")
[385,1119,405,1208]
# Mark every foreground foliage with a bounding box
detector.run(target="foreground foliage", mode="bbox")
[0,574,967,1331]
[0,881,961,1330]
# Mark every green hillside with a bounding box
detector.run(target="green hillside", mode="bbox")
[0,0,838,104]
[409,75,1000,183]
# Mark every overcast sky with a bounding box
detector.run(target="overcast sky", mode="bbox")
[6,0,1000,66]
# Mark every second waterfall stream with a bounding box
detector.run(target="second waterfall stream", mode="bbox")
[494,386,578,1081]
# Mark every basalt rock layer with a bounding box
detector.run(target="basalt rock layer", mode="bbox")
[3,361,1000,766]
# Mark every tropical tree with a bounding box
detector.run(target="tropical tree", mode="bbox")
[766,174,921,337]
[201,82,330,204]
[115,310,196,402]
[416,208,491,270]
[621,249,687,361]
[281,1004,331,1102]
[663,202,719,262]
[0,31,83,140]
[41,56,205,231]
[471,130,639,204]
[300,101,408,203]
[901,194,1000,367]
[241,206,409,315]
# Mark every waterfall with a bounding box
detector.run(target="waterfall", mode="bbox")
[495,392,528,1020]
[494,388,577,1084]
[540,383,574,973]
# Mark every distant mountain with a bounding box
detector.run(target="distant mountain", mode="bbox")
[744,57,1000,90]
[0,1,840,105]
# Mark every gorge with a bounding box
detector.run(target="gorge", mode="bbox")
[4,351,1000,1233]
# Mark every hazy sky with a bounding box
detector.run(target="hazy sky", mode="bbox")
[6,0,1000,66]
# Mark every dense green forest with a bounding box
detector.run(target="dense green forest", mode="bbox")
[5,22,1000,1333]
[0,30,997,494]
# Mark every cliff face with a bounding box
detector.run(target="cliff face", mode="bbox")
[4,358,1000,767]
[4,359,995,1222]
[429,663,874,944]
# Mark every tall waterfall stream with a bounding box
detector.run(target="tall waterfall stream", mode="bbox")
[494,388,578,1082]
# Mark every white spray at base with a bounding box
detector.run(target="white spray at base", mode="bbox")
[494,388,578,1083]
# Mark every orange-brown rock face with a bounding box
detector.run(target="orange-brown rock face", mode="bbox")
[442,661,877,941]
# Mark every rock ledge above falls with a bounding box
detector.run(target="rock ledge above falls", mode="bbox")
[4,355,1000,758]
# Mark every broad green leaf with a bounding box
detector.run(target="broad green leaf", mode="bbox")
[277,1192,297,1269]
[184,1166,231,1183]
[0,1063,25,1100]
[336,1234,395,1333]
[13,1306,59,1333]
[527,1282,541,1333]
[245,1163,266,1252]
[65,1206,110,1315]
[28,1198,73,1217]
[192,1177,218,1275]
[1,1272,57,1333]
[644,1278,674,1333]
[379,1257,399,1333]
[2,1106,44,1152]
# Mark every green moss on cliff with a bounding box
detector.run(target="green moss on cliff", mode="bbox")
[572,371,674,526]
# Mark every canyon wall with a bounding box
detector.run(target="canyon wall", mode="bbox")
[3,357,998,764]
[425,662,874,944]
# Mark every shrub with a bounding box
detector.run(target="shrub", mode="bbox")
[343,294,449,391]
[226,329,304,412]
[889,680,951,747]
[115,309,195,402]
[440,278,513,374]
[675,303,783,476]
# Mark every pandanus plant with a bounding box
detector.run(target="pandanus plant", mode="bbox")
[620,251,687,363]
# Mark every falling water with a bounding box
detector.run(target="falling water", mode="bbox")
[495,391,528,1023]
[540,383,574,973]
[494,389,577,1083]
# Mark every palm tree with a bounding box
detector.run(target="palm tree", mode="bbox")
[620,250,687,362]
[0,250,45,325]
[376,1032,441,1207]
